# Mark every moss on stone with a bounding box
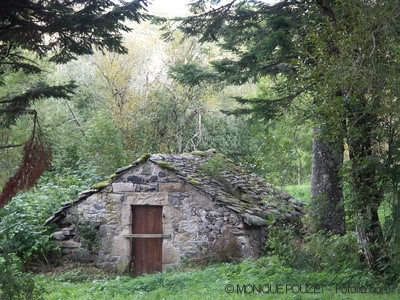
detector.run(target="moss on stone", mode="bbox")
[109,173,118,180]
[91,180,110,189]
[157,161,174,170]
[240,193,254,203]
[205,148,217,154]
[132,153,151,165]
[140,153,151,161]
[188,178,202,186]
[191,150,206,156]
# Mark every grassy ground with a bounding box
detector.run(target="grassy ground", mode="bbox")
[34,261,399,300]
[32,185,399,299]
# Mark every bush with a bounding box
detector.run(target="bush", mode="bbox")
[0,166,102,265]
[265,213,366,274]
[303,231,362,272]
[0,252,44,300]
[191,234,242,266]
[67,211,102,254]
[0,192,56,264]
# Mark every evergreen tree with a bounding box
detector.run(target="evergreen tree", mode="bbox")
[173,0,400,271]
[0,0,149,208]
[170,0,346,235]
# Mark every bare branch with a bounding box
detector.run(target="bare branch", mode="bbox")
[65,101,85,136]
[0,143,24,150]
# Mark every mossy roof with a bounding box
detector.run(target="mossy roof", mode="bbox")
[148,150,304,226]
[45,150,304,227]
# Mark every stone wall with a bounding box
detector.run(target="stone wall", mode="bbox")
[53,161,267,273]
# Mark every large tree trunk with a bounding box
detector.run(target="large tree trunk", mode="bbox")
[311,127,346,235]
[348,132,385,271]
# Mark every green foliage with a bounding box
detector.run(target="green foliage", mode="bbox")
[303,232,362,273]
[188,178,202,186]
[169,63,220,86]
[264,212,368,278]
[265,220,306,269]
[67,213,101,254]
[53,268,111,284]
[91,180,111,190]
[200,153,243,198]
[283,184,311,203]
[81,111,128,175]
[0,0,149,65]
[177,0,400,271]
[0,253,44,300]
[0,166,101,264]
[34,258,399,300]
[78,222,101,254]
[246,117,312,186]
[0,192,58,263]
[196,114,256,163]
[0,0,149,206]
[200,153,231,176]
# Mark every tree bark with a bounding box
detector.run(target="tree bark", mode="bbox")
[348,126,385,271]
[311,127,346,235]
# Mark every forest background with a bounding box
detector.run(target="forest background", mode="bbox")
[1,0,399,299]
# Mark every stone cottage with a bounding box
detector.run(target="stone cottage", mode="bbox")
[45,150,304,275]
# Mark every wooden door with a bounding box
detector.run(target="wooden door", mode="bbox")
[131,205,163,275]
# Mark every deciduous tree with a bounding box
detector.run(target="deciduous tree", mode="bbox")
[0,0,149,208]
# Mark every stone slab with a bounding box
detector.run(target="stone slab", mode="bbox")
[112,182,134,192]
[159,182,185,193]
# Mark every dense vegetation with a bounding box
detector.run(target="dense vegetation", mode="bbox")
[1,0,400,299]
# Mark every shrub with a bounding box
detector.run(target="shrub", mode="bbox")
[77,220,102,253]
[265,213,363,274]
[0,252,44,300]
[0,165,102,265]
[192,234,242,266]
[67,210,102,254]
[0,192,57,264]
[302,231,361,272]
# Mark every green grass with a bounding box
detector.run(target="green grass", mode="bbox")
[35,260,399,300]
[283,184,311,203]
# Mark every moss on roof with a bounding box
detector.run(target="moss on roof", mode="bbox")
[45,150,304,227]
[148,150,304,226]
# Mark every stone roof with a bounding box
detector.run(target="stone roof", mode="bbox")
[45,149,304,226]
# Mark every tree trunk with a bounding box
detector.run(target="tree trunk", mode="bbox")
[348,132,385,271]
[311,127,346,235]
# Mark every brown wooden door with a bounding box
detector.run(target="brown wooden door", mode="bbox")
[131,205,163,275]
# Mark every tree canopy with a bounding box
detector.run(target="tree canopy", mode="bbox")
[172,0,400,272]
[0,0,149,208]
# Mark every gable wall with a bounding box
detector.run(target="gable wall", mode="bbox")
[55,161,266,273]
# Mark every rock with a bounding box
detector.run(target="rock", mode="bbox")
[99,225,109,237]
[127,175,144,183]
[115,165,133,174]
[242,213,266,226]
[149,176,158,182]
[53,232,66,241]
[58,240,81,248]
[215,220,224,228]
[112,182,134,192]
[61,228,73,236]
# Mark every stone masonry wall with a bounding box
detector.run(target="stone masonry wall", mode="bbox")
[53,161,267,273]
